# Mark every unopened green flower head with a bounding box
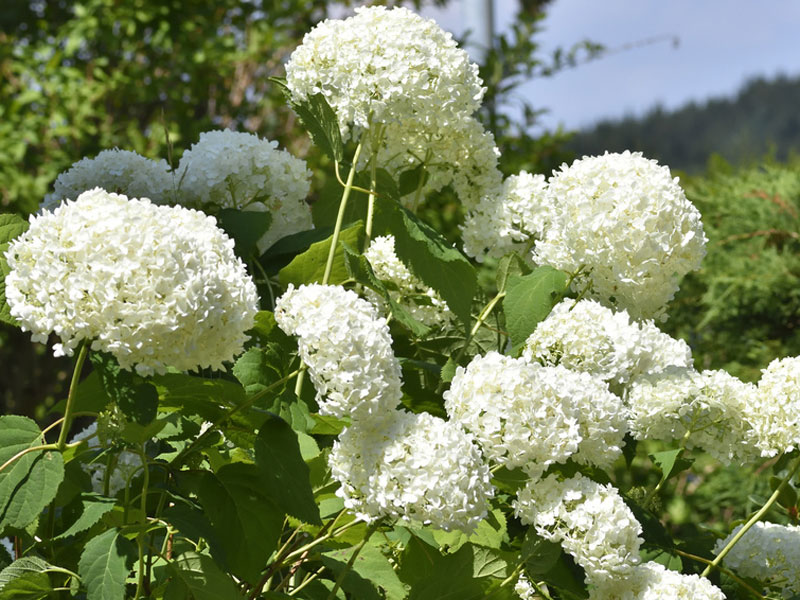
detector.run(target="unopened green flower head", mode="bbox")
[6,188,259,375]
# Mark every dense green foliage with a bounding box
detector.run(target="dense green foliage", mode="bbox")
[569,75,800,173]
[665,157,800,381]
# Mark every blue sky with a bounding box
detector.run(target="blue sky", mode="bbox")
[422,0,800,131]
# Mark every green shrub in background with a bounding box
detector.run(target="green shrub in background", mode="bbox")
[665,157,800,381]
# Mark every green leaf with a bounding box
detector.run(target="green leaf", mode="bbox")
[0,213,29,326]
[233,346,289,397]
[78,528,135,600]
[373,196,476,325]
[0,557,52,598]
[495,252,531,293]
[89,352,157,425]
[406,544,485,600]
[521,529,561,576]
[164,552,240,600]
[217,208,272,257]
[309,414,348,436]
[254,415,321,525]
[279,221,365,287]
[196,463,284,583]
[433,509,507,552]
[271,77,343,162]
[153,374,246,422]
[398,165,429,197]
[55,493,117,540]
[503,266,569,353]
[0,570,51,600]
[0,416,64,533]
[650,449,694,490]
[323,542,406,600]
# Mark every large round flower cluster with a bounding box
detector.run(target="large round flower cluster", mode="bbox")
[176,130,312,252]
[364,235,452,327]
[329,410,494,532]
[444,352,627,476]
[514,473,643,585]
[5,188,259,375]
[589,561,726,599]
[715,521,800,597]
[626,366,761,465]
[285,5,484,137]
[523,298,693,391]
[42,149,174,211]
[273,284,403,419]
[533,151,707,320]
[750,356,800,456]
[462,172,549,262]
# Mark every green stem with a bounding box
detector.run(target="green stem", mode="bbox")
[701,453,800,578]
[134,447,150,599]
[0,443,58,474]
[674,549,765,598]
[410,149,432,213]
[57,341,90,451]
[364,146,379,251]
[323,142,363,286]
[325,520,381,600]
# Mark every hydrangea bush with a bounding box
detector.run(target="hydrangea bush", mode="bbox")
[0,6,798,600]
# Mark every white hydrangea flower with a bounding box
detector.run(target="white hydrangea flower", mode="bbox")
[750,356,800,456]
[514,473,643,585]
[363,235,452,327]
[514,575,538,600]
[522,298,693,392]
[444,352,628,476]
[6,188,258,375]
[366,113,502,211]
[274,284,403,419]
[626,366,760,465]
[70,422,142,496]
[175,130,312,252]
[329,410,494,532]
[42,149,174,211]
[285,5,484,139]
[462,172,550,262]
[715,521,800,597]
[589,561,726,599]
[533,151,707,320]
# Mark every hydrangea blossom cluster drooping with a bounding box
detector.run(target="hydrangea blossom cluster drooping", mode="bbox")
[6,188,259,375]
[514,473,643,585]
[329,411,494,532]
[714,521,800,597]
[274,284,403,420]
[626,366,761,465]
[70,422,143,496]
[364,235,452,327]
[176,130,312,252]
[589,561,726,599]
[750,356,800,457]
[285,6,484,137]
[461,171,549,262]
[444,352,628,476]
[523,298,693,391]
[42,149,174,211]
[533,151,707,320]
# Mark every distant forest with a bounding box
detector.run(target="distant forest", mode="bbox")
[568,74,800,173]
